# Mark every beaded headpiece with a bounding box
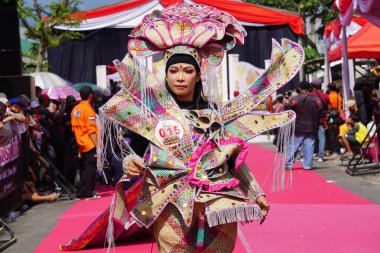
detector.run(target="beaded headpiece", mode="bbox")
[164,46,202,70]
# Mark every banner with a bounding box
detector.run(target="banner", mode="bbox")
[0,122,23,200]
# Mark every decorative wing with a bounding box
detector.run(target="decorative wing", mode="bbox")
[224,110,296,141]
[222,39,304,123]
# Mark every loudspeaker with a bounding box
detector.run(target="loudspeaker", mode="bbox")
[0,1,22,76]
[0,75,35,100]
[0,51,23,76]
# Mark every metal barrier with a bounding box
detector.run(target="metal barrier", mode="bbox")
[346,122,380,176]
[0,218,17,251]
[32,151,77,200]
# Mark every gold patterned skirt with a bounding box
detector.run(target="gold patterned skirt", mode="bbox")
[153,202,237,253]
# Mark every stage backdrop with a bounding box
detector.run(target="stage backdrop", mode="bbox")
[48,25,299,91]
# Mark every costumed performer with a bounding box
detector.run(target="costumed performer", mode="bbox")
[60,3,304,252]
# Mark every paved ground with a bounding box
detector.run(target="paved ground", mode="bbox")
[0,199,76,253]
[260,142,380,204]
[314,155,380,204]
[1,143,380,253]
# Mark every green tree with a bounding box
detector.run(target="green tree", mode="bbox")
[18,0,84,72]
[245,0,338,37]
[245,0,339,75]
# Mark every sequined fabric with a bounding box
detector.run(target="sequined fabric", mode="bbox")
[153,203,237,253]
[98,38,303,230]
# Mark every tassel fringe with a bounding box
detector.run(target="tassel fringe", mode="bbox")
[134,56,152,130]
[206,204,262,227]
[97,110,136,171]
[206,64,224,139]
[271,118,295,192]
[105,195,116,253]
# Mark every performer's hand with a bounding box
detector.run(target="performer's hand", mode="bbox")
[256,195,270,224]
[126,158,146,177]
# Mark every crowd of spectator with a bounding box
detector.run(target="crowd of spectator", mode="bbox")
[273,80,380,170]
[0,85,115,211]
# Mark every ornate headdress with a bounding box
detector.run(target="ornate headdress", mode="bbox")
[127,3,246,66]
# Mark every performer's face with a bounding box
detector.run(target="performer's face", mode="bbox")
[166,63,200,102]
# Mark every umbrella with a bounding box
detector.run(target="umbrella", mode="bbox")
[73,82,103,92]
[42,86,81,101]
[29,72,69,89]
[64,79,74,86]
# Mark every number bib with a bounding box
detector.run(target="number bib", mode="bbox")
[155,120,184,146]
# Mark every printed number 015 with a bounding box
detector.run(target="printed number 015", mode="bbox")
[159,126,180,138]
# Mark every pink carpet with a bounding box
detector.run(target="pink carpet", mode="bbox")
[34,144,380,253]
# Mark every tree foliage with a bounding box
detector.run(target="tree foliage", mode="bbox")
[245,0,338,75]
[245,0,338,37]
[18,0,84,72]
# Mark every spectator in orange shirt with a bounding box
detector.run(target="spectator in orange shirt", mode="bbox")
[328,83,343,114]
[326,83,343,156]
[71,86,99,199]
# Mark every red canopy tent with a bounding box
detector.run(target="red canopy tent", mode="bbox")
[323,17,367,48]
[326,0,380,104]
[322,17,367,90]
[328,22,380,62]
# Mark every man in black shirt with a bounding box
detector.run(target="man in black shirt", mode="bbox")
[285,81,325,170]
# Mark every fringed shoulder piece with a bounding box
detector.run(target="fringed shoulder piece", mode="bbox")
[219,38,303,191]
[224,110,296,191]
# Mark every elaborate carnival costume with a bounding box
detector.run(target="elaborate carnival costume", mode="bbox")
[60,3,303,252]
